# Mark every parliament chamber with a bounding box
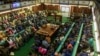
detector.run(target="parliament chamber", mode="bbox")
[0,0,100,56]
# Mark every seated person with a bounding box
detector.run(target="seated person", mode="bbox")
[56,34,64,42]
[62,49,71,56]
[16,25,23,32]
[42,39,50,49]
[47,46,55,56]
[66,41,73,52]
[38,46,47,55]
[70,39,76,46]
[59,34,64,41]
[35,39,41,46]
[6,38,16,49]
[41,19,47,25]
[79,50,88,56]
[87,37,94,52]
[31,43,40,53]
[82,34,87,42]
[31,25,37,33]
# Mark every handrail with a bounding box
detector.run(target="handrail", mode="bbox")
[72,23,84,56]
[93,40,98,56]
[92,22,98,56]
[14,30,25,37]
[55,22,75,54]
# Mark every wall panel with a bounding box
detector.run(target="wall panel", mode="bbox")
[52,0,59,4]
[0,4,10,11]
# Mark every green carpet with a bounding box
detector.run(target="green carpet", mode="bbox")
[14,37,34,56]
[47,16,55,21]
[62,17,71,23]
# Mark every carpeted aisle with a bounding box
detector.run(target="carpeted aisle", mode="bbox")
[14,37,34,56]
[62,17,71,23]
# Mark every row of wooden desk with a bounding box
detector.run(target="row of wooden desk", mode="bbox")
[36,23,59,43]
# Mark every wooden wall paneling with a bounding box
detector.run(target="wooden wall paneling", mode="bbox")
[37,5,41,11]
[86,8,91,14]
[57,5,60,11]
[72,6,75,13]
[49,5,53,10]
[39,4,43,10]
[52,5,55,10]
[79,7,83,13]
[70,6,92,17]
[70,6,77,16]
[33,6,36,11]
[45,5,48,10]
[38,3,46,11]
[79,7,81,14]
[84,7,88,14]
[73,6,78,15]
[43,3,46,10]
[47,5,50,10]
[70,6,74,15]
[70,6,82,16]
[85,8,88,14]
[54,5,60,11]
[38,5,42,11]
[88,8,92,14]
[77,7,79,14]
[32,6,39,12]
[80,7,91,14]
[83,7,86,14]
[32,6,35,11]
[46,5,52,10]
[57,5,59,11]
[71,6,74,14]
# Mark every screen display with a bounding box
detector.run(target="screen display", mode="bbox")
[12,2,20,8]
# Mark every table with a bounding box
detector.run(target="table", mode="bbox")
[37,23,59,43]
[37,23,59,36]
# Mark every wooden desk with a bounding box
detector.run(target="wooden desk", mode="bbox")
[37,23,59,37]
